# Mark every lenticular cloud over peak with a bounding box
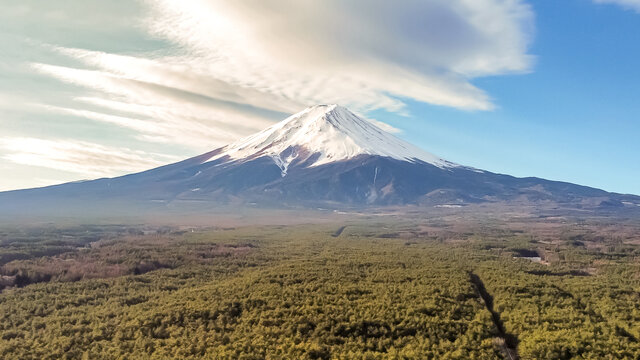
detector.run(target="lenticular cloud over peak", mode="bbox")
[146,0,535,112]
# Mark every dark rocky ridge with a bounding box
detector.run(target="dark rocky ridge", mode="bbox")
[1,148,638,217]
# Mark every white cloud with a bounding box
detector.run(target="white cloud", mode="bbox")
[366,118,402,134]
[0,137,179,177]
[593,0,640,12]
[144,0,534,111]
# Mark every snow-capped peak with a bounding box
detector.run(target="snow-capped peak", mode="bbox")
[205,104,453,174]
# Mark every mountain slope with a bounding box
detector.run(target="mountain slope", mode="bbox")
[1,104,639,217]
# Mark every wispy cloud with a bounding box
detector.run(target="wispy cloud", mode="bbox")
[593,0,640,12]
[0,137,179,178]
[31,60,284,147]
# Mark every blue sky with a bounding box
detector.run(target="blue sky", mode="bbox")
[0,0,639,194]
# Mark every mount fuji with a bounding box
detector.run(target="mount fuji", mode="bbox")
[1,104,638,217]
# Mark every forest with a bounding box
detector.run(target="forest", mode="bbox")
[0,212,639,359]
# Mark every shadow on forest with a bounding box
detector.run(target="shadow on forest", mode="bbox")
[526,269,591,277]
[469,272,520,360]
[332,226,347,237]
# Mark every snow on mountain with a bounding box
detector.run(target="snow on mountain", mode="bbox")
[205,104,454,175]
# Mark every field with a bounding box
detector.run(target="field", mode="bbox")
[0,209,639,359]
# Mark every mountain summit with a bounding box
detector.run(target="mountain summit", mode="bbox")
[206,104,452,175]
[1,104,638,216]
